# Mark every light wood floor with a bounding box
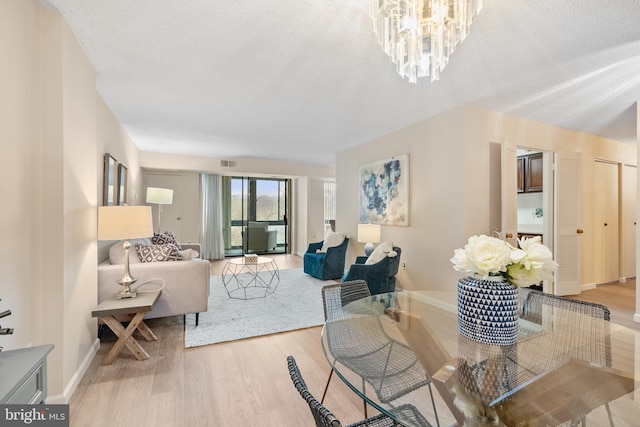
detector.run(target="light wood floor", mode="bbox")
[69,257,638,426]
[570,279,639,330]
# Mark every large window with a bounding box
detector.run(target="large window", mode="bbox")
[223,176,290,256]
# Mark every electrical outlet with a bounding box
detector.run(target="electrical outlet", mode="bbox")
[402,261,407,270]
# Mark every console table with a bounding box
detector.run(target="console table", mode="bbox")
[0,344,54,404]
[92,289,161,365]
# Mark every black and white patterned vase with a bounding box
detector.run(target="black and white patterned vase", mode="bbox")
[457,275,518,346]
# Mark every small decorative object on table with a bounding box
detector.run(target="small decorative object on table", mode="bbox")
[244,254,258,264]
[451,235,557,346]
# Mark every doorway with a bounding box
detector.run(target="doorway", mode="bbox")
[222,176,290,257]
[511,149,636,294]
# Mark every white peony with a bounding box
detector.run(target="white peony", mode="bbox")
[451,235,512,280]
[451,234,558,287]
[506,236,557,287]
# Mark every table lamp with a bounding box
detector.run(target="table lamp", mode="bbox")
[145,187,173,233]
[358,223,381,257]
[98,206,153,299]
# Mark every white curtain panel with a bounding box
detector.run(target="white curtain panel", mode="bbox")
[200,173,225,260]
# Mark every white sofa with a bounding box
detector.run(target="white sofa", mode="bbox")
[98,239,210,325]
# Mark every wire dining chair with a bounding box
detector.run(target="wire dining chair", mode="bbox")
[321,280,439,426]
[519,290,613,426]
[287,355,432,427]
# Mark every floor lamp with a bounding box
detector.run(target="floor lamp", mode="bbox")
[146,187,173,233]
[98,206,153,299]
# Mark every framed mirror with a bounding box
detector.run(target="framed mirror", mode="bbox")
[103,153,117,206]
[116,163,128,205]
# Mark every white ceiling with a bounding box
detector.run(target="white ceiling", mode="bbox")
[41,0,640,167]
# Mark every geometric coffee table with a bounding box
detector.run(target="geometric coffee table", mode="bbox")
[221,256,280,300]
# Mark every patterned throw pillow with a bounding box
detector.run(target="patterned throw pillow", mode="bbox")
[135,243,183,262]
[151,231,182,250]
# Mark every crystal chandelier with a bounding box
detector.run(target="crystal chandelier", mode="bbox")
[369,0,487,83]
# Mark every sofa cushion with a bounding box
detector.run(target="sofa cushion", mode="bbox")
[318,232,345,253]
[152,231,182,250]
[135,243,183,262]
[109,238,153,264]
[365,241,397,265]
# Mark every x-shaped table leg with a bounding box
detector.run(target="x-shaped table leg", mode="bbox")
[100,312,157,366]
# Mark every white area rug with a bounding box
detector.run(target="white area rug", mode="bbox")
[184,268,334,347]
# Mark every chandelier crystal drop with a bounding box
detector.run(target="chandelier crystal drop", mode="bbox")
[369,0,487,83]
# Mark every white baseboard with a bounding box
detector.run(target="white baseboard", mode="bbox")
[46,339,100,404]
[634,313,640,323]
[619,277,627,283]
[581,282,596,291]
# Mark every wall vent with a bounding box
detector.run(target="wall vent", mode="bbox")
[220,160,237,168]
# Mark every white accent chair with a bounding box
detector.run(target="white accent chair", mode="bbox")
[242,221,278,253]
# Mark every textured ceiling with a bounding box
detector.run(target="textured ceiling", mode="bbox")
[42,0,640,167]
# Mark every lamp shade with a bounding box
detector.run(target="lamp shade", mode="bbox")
[357,223,381,244]
[98,206,153,241]
[146,187,173,205]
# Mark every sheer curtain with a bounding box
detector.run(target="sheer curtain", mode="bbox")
[200,173,225,260]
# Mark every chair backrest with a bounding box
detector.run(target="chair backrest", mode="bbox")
[520,290,611,368]
[321,280,371,322]
[387,247,402,277]
[287,356,342,427]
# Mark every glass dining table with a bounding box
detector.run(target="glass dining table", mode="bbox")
[320,289,640,426]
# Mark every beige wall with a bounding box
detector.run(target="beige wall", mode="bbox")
[140,151,334,179]
[337,105,637,295]
[97,96,144,206]
[637,101,640,322]
[0,1,100,402]
[1,1,146,402]
[1,0,42,353]
[97,96,145,261]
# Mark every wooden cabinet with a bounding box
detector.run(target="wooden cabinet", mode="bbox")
[517,153,543,193]
[526,153,543,192]
[517,157,525,193]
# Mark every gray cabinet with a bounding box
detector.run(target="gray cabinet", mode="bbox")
[0,344,54,404]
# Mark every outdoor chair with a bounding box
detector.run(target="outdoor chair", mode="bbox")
[287,355,432,427]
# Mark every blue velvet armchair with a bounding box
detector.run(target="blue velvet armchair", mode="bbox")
[303,237,349,280]
[342,247,402,295]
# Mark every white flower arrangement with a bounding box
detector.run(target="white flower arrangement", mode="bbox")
[450,234,558,287]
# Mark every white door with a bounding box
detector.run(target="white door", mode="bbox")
[621,165,637,280]
[594,161,620,284]
[554,152,582,295]
[501,139,518,247]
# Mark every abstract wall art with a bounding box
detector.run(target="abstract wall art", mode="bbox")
[359,154,409,226]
